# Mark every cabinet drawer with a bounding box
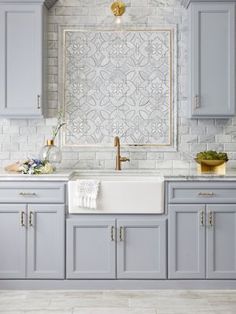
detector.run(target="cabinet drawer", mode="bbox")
[168,182,236,204]
[0,182,65,203]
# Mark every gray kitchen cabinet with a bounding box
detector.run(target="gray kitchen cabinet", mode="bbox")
[67,217,167,280]
[0,1,47,118]
[0,182,66,279]
[0,204,26,279]
[117,219,166,279]
[207,205,236,279]
[0,204,65,279]
[189,2,235,117]
[168,181,236,279]
[66,219,116,279]
[27,204,65,279]
[168,204,205,279]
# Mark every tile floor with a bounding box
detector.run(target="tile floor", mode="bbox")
[0,290,235,314]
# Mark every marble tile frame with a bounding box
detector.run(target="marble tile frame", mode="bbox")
[58,25,177,151]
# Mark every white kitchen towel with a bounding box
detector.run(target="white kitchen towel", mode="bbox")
[68,180,100,212]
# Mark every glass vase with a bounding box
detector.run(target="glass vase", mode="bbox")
[39,139,62,169]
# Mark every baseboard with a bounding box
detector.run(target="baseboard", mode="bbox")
[0,279,236,290]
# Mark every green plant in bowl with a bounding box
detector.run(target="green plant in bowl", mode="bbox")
[195,150,228,166]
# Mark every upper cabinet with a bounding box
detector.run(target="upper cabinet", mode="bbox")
[188,0,236,118]
[0,1,47,118]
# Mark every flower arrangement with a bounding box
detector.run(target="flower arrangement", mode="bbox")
[5,158,54,175]
[5,111,66,175]
[20,159,54,175]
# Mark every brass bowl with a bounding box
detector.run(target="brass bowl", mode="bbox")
[195,159,226,166]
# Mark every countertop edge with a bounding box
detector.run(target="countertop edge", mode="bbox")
[1,169,236,181]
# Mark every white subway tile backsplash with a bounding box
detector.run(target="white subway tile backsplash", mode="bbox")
[147,152,164,160]
[173,160,190,169]
[0,152,10,160]
[130,152,147,160]
[156,160,173,169]
[138,160,156,169]
[207,143,225,151]
[190,144,207,153]
[96,152,113,161]
[0,0,235,170]
[79,152,96,160]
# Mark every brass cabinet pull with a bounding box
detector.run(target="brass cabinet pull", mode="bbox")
[198,192,215,197]
[200,210,205,226]
[19,192,37,197]
[37,95,41,109]
[110,226,115,241]
[209,211,214,227]
[119,226,125,241]
[29,211,34,227]
[20,211,25,227]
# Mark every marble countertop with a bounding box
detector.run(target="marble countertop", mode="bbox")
[2,168,236,181]
[0,170,73,181]
[73,169,236,181]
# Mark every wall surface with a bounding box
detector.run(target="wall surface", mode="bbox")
[0,0,236,171]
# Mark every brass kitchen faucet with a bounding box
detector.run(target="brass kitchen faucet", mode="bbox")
[114,136,130,170]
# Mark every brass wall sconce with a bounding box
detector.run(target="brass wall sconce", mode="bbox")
[111,1,126,24]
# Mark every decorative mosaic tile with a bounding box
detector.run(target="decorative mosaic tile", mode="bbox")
[62,28,175,147]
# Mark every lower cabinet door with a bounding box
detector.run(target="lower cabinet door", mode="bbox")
[27,204,65,279]
[0,204,26,279]
[168,205,205,279]
[66,219,116,279]
[207,205,236,279]
[117,219,167,279]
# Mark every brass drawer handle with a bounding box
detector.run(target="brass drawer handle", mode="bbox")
[19,192,37,197]
[209,211,214,227]
[20,211,25,227]
[110,226,115,241]
[29,211,34,227]
[119,226,125,241]
[198,192,215,197]
[200,210,205,226]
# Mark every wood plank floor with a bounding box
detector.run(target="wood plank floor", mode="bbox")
[0,290,235,314]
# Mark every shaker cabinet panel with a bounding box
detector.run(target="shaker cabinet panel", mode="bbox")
[207,205,236,279]
[0,204,26,279]
[0,3,46,118]
[117,219,167,279]
[168,181,236,204]
[27,204,65,279]
[190,3,235,117]
[66,219,116,279]
[0,182,66,204]
[168,205,205,279]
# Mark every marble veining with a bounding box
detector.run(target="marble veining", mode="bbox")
[3,168,236,181]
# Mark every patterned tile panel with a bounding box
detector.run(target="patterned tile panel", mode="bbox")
[62,29,174,147]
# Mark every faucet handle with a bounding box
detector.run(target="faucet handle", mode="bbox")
[120,156,130,163]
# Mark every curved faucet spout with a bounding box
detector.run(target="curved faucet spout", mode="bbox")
[114,136,120,147]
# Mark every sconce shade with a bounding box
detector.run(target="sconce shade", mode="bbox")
[111,1,126,16]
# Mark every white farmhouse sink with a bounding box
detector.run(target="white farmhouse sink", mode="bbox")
[68,175,164,214]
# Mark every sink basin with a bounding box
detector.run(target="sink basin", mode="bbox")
[68,175,164,214]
